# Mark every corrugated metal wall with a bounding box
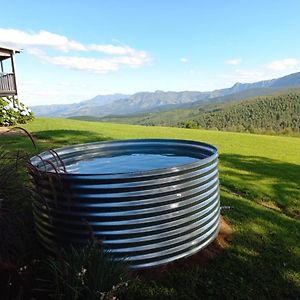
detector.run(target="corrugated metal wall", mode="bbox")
[29,139,220,269]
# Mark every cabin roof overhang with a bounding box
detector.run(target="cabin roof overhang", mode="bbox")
[0,46,21,62]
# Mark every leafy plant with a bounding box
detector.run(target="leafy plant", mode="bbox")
[0,145,30,209]
[45,241,129,300]
[0,133,42,300]
[0,96,34,126]
[0,127,36,209]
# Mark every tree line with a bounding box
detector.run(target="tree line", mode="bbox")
[180,93,300,135]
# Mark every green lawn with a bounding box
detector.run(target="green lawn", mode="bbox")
[2,117,300,299]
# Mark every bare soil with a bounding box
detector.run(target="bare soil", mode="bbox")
[0,127,29,137]
[135,216,233,279]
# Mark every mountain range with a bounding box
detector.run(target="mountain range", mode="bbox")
[31,71,300,118]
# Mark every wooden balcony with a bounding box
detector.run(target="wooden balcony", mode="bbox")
[0,73,17,96]
[0,46,20,97]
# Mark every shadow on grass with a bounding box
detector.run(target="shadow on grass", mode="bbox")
[218,193,300,298]
[123,192,300,300]
[1,129,113,154]
[121,154,300,299]
[219,154,300,217]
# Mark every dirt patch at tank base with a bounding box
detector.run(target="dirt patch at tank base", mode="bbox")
[135,216,233,280]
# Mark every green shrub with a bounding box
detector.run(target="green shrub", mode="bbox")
[184,120,198,129]
[0,96,34,126]
[46,242,129,300]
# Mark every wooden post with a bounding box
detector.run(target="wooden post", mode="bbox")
[0,61,3,73]
[10,51,17,105]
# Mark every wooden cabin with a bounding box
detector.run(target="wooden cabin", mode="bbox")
[0,46,20,97]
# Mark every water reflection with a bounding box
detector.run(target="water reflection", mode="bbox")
[66,153,198,174]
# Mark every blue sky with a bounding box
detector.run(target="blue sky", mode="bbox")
[1,0,300,105]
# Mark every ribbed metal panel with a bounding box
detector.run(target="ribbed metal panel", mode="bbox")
[29,139,220,269]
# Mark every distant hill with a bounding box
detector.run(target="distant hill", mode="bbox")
[31,94,129,117]
[76,89,300,135]
[31,71,300,118]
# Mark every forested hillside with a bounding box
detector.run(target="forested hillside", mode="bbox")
[181,93,300,134]
[85,91,300,136]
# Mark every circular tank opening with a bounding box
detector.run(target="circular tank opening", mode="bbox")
[65,153,199,174]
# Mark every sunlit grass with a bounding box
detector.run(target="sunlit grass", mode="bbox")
[1,117,299,299]
[17,117,299,216]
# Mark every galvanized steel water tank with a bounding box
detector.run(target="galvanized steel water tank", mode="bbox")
[29,139,220,269]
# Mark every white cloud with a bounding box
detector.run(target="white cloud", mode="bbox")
[0,28,86,52]
[32,50,150,74]
[180,57,188,63]
[0,28,150,73]
[219,69,268,83]
[45,55,119,73]
[27,47,46,56]
[219,57,300,86]
[89,44,137,56]
[267,58,299,71]
[226,58,242,65]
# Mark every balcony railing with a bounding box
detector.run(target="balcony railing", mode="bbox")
[0,73,17,96]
